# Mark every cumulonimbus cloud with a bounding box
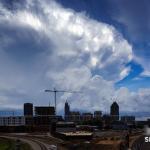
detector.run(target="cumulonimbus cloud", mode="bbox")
[0,0,149,117]
[0,0,133,81]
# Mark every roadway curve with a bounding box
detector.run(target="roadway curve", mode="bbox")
[0,135,48,150]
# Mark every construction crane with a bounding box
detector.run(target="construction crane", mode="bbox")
[45,88,81,115]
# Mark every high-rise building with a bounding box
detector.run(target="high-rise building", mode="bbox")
[34,106,55,116]
[64,101,70,121]
[24,103,33,116]
[110,101,119,121]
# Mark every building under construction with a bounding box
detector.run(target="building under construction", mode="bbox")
[35,106,55,116]
[0,103,62,132]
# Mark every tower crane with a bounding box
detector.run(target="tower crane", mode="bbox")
[45,88,81,115]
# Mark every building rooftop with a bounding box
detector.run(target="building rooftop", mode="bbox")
[62,131,93,136]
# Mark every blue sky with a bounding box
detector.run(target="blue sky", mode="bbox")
[0,0,150,118]
[57,0,150,91]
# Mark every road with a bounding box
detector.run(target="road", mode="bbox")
[0,135,49,150]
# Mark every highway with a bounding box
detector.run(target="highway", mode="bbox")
[0,135,52,150]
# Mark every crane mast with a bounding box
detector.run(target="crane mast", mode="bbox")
[45,88,81,115]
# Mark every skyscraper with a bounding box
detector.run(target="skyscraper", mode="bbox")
[24,103,33,116]
[110,101,119,121]
[64,101,70,121]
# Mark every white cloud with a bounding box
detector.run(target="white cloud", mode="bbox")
[17,11,43,31]
[120,66,131,79]
[135,56,150,77]
[0,0,149,118]
[111,1,150,77]
[0,0,133,81]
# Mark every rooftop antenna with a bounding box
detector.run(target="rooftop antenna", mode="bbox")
[45,88,81,115]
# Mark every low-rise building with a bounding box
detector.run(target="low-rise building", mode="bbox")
[94,111,102,120]
[0,116,25,126]
[82,113,93,121]
[111,121,128,130]
[56,121,76,133]
[121,116,135,123]
[68,111,81,122]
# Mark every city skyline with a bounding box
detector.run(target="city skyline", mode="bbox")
[0,0,150,119]
[0,99,148,121]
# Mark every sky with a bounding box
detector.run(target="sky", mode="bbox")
[0,0,150,119]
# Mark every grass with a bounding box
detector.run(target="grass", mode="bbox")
[0,138,32,150]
